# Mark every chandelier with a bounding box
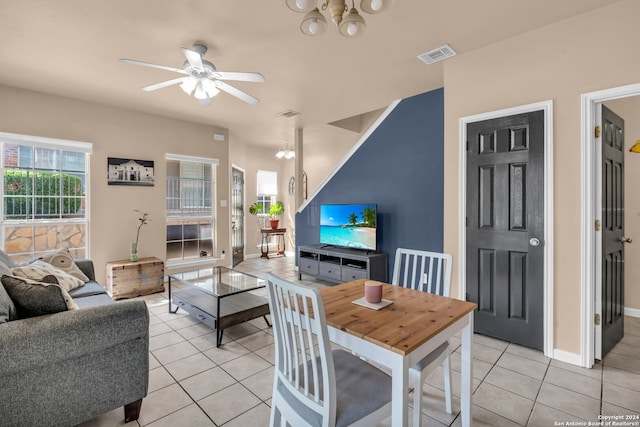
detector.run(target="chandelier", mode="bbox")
[285,0,393,38]
[275,146,296,159]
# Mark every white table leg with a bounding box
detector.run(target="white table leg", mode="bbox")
[460,313,474,427]
[391,357,409,426]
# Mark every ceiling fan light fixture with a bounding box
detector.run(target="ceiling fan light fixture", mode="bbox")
[193,81,209,100]
[286,0,316,13]
[359,0,392,14]
[201,79,220,97]
[338,7,366,37]
[121,43,264,106]
[301,8,328,36]
[180,76,197,95]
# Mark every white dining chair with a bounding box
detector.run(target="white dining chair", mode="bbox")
[391,248,453,427]
[266,273,392,427]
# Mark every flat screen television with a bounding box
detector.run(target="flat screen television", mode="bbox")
[319,203,377,251]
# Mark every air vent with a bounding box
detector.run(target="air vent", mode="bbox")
[417,44,457,65]
[278,110,301,118]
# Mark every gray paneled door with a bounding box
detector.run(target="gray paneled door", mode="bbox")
[231,167,244,267]
[601,105,625,356]
[466,110,545,350]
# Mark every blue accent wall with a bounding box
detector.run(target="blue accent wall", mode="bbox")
[295,88,444,279]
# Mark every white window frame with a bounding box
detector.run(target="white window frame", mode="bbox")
[256,169,277,237]
[166,153,219,268]
[0,132,92,261]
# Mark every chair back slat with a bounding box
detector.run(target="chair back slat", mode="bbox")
[392,248,452,297]
[267,273,336,426]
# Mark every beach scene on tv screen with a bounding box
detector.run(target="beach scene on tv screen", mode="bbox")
[320,204,376,250]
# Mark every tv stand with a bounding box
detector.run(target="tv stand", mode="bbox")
[297,244,387,283]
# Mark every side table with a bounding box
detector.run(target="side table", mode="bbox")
[106,257,165,299]
[260,228,286,259]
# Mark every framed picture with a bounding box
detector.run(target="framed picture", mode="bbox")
[107,157,154,186]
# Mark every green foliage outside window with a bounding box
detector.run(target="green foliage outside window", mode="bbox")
[4,170,84,219]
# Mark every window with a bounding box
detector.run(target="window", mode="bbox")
[0,132,91,262]
[166,154,218,264]
[256,170,277,229]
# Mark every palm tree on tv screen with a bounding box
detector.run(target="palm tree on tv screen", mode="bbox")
[361,205,376,228]
[348,213,358,226]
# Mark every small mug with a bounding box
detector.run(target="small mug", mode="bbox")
[364,280,383,304]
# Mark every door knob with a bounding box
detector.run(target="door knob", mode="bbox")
[529,238,541,247]
[619,237,633,243]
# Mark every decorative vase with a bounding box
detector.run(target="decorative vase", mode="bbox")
[130,242,138,262]
[270,219,279,230]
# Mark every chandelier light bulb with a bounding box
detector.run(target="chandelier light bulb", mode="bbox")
[301,7,327,36]
[338,7,366,37]
[359,0,391,14]
[309,19,319,34]
[286,0,315,12]
[347,22,358,36]
[275,146,296,159]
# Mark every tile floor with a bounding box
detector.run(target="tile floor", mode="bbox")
[79,255,640,427]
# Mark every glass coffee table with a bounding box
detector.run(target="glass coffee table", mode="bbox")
[168,267,270,347]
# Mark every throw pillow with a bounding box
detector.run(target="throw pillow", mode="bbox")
[1,275,77,318]
[38,248,89,282]
[0,279,18,323]
[11,260,85,292]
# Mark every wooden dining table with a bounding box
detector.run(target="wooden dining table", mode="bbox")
[320,279,477,427]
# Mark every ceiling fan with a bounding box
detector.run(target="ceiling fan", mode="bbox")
[120,43,265,107]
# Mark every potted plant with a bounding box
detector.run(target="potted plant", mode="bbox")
[268,201,284,229]
[248,201,284,229]
[131,210,149,262]
[249,202,264,217]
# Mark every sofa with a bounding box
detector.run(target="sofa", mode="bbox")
[0,250,150,427]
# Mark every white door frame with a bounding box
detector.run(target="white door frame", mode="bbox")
[458,100,554,358]
[580,82,640,368]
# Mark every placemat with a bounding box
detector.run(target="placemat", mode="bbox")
[352,297,393,310]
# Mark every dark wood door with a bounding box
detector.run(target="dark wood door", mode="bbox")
[466,110,545,350]
[231,167,244,267]
[601,105,625,356]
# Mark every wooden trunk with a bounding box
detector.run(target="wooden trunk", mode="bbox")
[106,257,165,300]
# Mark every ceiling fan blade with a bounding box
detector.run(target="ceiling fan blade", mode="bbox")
[142,77,185,92]
[215,81,259,105]
[182,47,204,71]
[212,71,265,83]
[120,58,188,75]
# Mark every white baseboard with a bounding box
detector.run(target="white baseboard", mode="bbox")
[552,348,583,367]
[624,306,640,318]
[244,251,296,260]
